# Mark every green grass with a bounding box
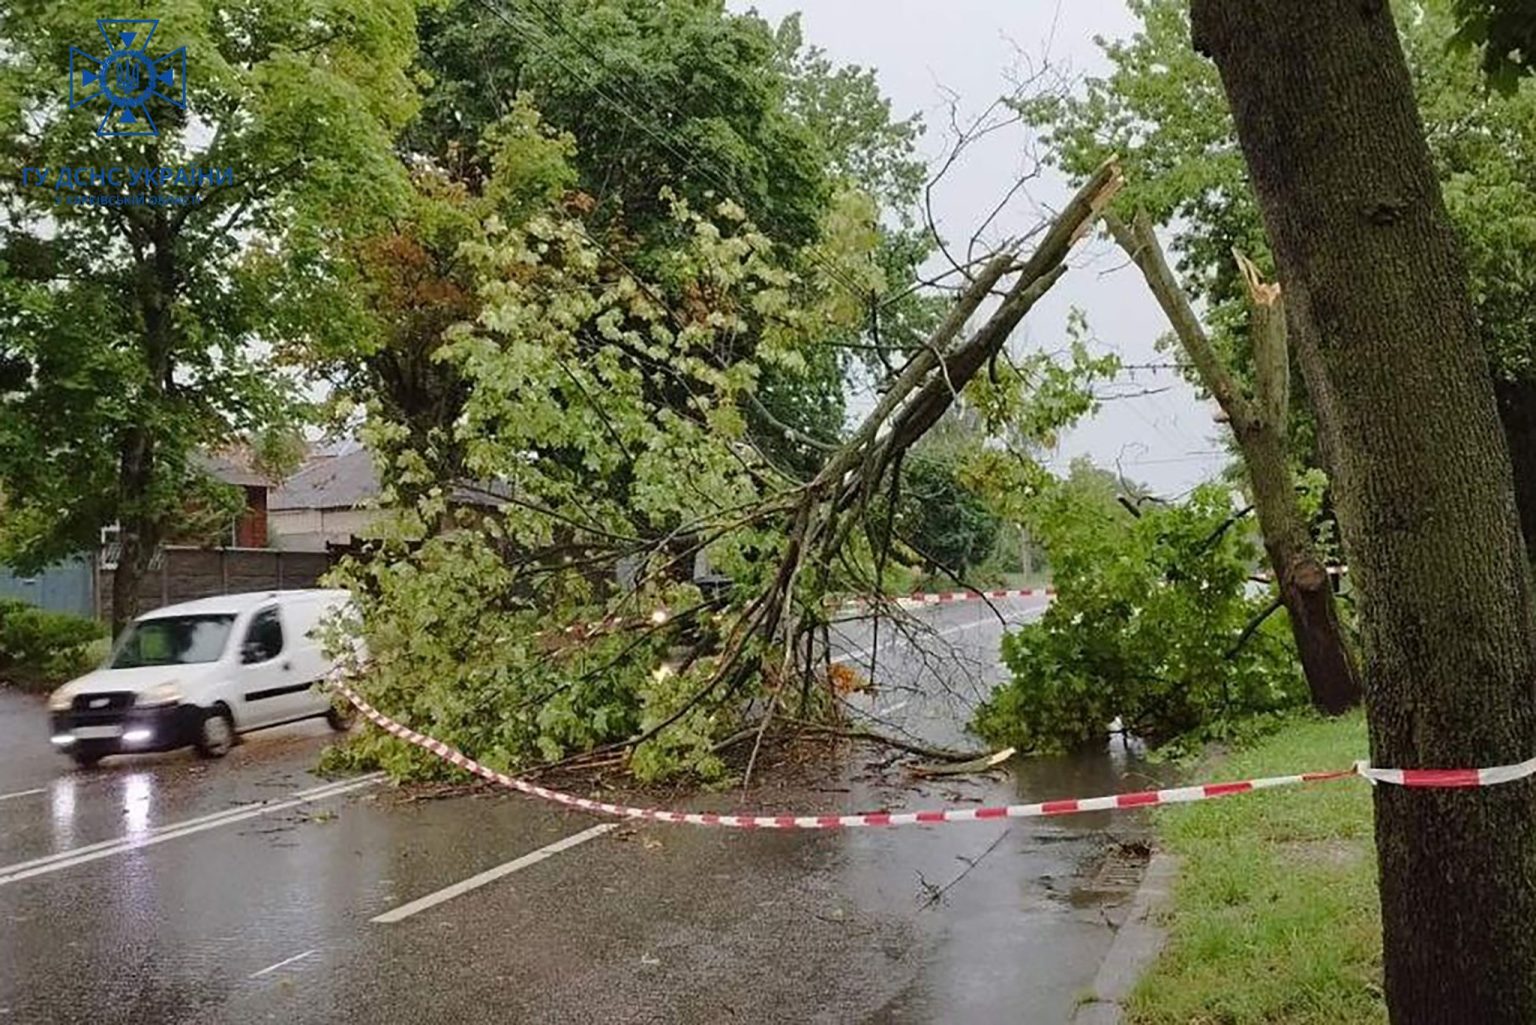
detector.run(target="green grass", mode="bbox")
[1128,713,1386,1025]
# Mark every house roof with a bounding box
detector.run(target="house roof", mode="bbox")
[270,447,509,511]
[270,448,379,511]
[197,448,271,488]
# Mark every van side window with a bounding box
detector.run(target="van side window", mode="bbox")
[242,607,284,664]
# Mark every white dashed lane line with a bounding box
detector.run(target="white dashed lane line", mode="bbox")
[371,822,620,924]
[249,948,318,979]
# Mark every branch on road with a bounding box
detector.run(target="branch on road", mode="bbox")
[918,827,1014,908]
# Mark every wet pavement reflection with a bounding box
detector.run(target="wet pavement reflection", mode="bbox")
[0,597,1157,1024]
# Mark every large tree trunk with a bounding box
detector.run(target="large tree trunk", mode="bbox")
[113,220,176,636]
[111,427,156,636]
[1190,2,1536,1021]
[1108,212,1360,714]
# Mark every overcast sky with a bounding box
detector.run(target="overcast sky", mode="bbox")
[730,0,1230,496]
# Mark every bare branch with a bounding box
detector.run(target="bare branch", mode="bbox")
[1226,593,1284,659]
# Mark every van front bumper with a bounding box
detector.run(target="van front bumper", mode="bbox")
[49,702,205,755]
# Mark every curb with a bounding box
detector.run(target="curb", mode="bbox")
[1071,852,1180,1025]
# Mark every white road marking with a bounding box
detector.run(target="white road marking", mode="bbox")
[832,607,1038,666]
[292,776,378,800]
[249,948,317,979]
[371,822,619,924]
[0,788,46,803]
[0,774,383,887]
[0,774,380,877]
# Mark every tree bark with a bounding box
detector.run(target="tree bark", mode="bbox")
[113,217,177,636]
[1243,409,1359,715]
[1191,2,1536,1021]
[1107,211,1360,714]
[111,429,156,636]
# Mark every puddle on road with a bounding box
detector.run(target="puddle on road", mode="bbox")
[779,732,1171,1024]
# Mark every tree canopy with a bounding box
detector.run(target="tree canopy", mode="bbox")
[1019,0,1536,561]
[0,2,418,623]
[1453,0,1536,90]
[283,0,937,499]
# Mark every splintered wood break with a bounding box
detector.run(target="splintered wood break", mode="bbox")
[1234,249,1281,306]
[1070,157,1126,246]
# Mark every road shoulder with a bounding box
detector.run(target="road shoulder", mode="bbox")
[1071,852,1178,1025]
[1119,715,1383,1024]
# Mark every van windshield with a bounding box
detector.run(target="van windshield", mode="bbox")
[109,615,237,668]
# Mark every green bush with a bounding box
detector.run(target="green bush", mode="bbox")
[0,597,108,691]
[974,482,1307,754]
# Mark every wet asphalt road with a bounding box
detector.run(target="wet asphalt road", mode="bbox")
[0,597,1158,1024]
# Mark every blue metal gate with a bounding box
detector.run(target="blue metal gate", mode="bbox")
[0,557,93,618]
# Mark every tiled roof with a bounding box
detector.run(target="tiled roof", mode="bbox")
[270,447,509,511]
[270,449,379,511]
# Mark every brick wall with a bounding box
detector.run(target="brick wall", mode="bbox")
[235,486,269,548]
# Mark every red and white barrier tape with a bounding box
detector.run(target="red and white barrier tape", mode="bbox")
[330,677,1535,829]
[840,587,1056,612]
[1355,757,1536,788]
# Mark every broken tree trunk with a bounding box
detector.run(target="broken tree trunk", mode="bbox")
[753,159,1124,673]
[1106,210,1360,714]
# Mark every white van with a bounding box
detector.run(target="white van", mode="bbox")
[47,589,356,768]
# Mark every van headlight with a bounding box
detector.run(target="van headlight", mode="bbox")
[48,689,74,711]
[137,682,183,707]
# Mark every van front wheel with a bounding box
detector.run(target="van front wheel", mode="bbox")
[196,707,235,758]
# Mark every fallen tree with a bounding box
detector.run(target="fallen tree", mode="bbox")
[329,160,1123,781]
[698,158,1127,705]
